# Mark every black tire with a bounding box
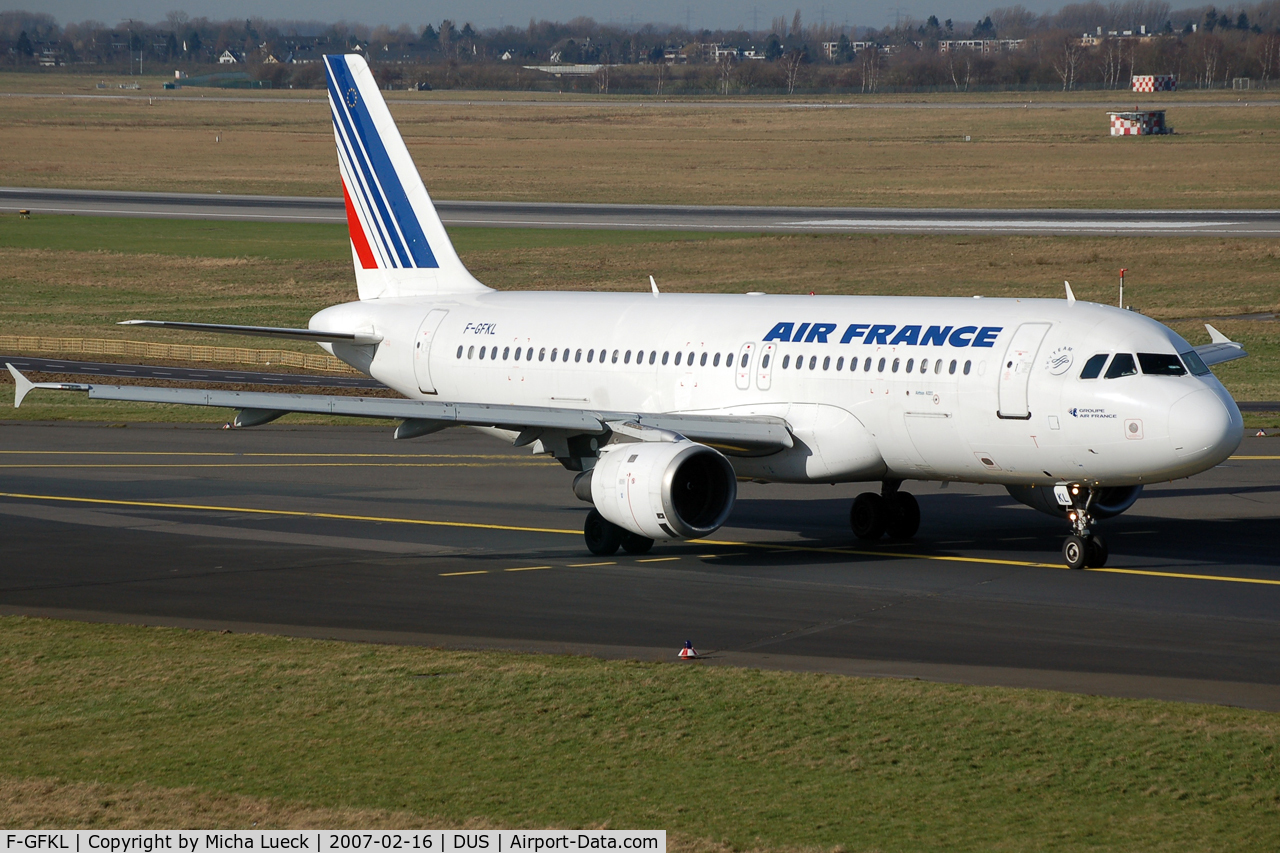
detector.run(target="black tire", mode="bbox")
[884,492,921,540]
[621,531,655,555]
[850,492,888,541]
[1063,534,1090,570]
[584,508,623,556]
[1088,533,1108,568]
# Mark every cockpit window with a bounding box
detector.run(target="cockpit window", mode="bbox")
[1079,353,1109,379]
[1180,350,1211,376]
[1104,353,1138,379]
[1138,353,1187,376]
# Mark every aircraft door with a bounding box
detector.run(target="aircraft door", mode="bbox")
[997,322,1051,419]
[756,343,776,391]
[735,343,755,390]
[413,309,449,394]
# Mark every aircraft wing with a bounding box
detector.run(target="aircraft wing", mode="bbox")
[118,320,382,346]
[1193,324,1248,367]
[5,365,792,453]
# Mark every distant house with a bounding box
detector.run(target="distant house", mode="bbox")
[501,50,514,61]
[218,49,239,64]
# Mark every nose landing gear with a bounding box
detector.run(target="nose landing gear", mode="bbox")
[1061,484,1108,570]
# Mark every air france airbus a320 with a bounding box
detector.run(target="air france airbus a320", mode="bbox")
[8,54,1248,570]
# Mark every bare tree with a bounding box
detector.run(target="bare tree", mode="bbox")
[1259,32,1279,89]
[784,48,804,94]
[946,48,972,91]
[717,53,734,94]
[594,64,609,93]
[1101,37,1124,88]
[860,48,881,93]
[1195,34,1223,88]
[654,58,666,95]
[1051,34,1083,90]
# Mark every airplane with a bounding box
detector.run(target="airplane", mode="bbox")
[7,53,1247,570]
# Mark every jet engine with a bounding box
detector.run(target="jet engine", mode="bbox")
[1005,484,1144,520]
[580,441,737,539]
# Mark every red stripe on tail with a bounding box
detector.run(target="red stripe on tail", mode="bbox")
[342,181,378,270]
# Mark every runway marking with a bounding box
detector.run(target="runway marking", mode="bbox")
[2,491,1276,586]
[0,451,542,459]
[0,492,581,536]
[504,565,553,572]
[567,561,616,567]
[1229,456,1280,460]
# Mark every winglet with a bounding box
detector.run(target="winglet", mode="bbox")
[650,275,660,297]
[6,363,32,408]
[1205,323,1232,344]
[1064,281,1075,306]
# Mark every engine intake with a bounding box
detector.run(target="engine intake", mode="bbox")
[588,441,737,540]
[1005,484,1143,520]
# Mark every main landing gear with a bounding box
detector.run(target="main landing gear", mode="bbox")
[850,481,920,541]
[583,508,654,557]
[1060,484,1108,570]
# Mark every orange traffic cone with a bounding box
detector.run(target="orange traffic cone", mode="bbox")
[678,640,699,659]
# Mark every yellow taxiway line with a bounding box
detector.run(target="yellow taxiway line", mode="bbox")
[0,491,1276,586]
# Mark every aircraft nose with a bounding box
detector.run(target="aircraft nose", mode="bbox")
[1169,389,1242,462]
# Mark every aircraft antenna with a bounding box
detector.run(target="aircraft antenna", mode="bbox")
[1064,281,1076,305]
[650,275,660,297]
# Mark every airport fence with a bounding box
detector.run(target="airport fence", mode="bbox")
[0,336,358,374]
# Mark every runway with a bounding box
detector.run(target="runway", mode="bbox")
[2,421,1278,710]
[6,186,1280,236]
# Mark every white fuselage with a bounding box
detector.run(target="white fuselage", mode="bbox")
[312,291,1242,489]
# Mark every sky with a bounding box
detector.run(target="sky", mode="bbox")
[11,1,1056,33]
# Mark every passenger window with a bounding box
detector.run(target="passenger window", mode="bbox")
[1079,353,1109,379]
[906,358,914,372]
[921,359,929,374]
[877,357,886,372]
[740,353,748,369]
[687,351,694,364]
[456,345,463,359]
[892,358,900,373]
[575,349,582,363]
[836,356,844,371]
[1180,350,1211,376]
[700,352,708,367]
[782,355,791,369]
[762,354,771,368]
[503,347,510,360]
[479,346,487,359]
[713,353,721,367]
[675,352,682,366]
[662,351,669,365]
[649,351,657,365]
[539,347,546,362]
[512,347,520,361]
[864,357,872,372]
[551,348,558,362]
[1105,353,1138,378]
[624,350,632,364]
[587,349,595,363]
[467,346,475,359]
[949,359,956,374]
[963,360,971,375]
[809,356,817,370]
[727,353,735,368]
[823,356,831,371]
[612,350,619,364]
[1138,353,1187,376]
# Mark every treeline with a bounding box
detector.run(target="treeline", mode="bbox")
[2,3,1278,93]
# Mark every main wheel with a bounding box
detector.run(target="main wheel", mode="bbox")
[850,492,888,541]
[621,531,655,555]
[584,508,623,556]
[1062,534,1090,570]
[1088,533,1108,568]
[884,492,921,540]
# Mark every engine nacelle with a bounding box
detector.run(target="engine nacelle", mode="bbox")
[588,441,737,540]
[1005,484,1144,520]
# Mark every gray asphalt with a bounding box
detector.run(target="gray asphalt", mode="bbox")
[5,186,1280,236]
[1,355,384,389]
[1,421,1277,711]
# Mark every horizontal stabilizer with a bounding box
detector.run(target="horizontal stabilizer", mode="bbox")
[118,320,382,345]
[1194,323,1248,367]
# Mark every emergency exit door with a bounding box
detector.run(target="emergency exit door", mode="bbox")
[413,309,449,394]
[997,322,1051,419]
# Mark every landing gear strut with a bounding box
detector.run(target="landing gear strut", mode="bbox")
[850,481,920,541]
[1061,484,1108,570]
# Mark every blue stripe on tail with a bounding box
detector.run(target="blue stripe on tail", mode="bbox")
[325,56,438,270]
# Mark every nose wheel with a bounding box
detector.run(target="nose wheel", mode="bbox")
[1062,485,1108,569]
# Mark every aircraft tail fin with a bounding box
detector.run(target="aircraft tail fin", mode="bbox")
[324,53,489,300]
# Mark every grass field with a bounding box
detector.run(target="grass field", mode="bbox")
[1,81,1278,207]
[2,616,1278,848]
[1,215,1276,422]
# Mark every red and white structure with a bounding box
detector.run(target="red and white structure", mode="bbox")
[1131,74,1176,92]
[1109,110,1170,136]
